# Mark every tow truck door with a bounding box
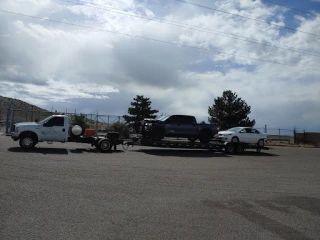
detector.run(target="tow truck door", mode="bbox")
[41,116,67,142]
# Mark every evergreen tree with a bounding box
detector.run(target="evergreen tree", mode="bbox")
[123,95,159,132]
[208,90,255,130]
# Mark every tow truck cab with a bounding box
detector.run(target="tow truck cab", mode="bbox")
[11,115,69,148]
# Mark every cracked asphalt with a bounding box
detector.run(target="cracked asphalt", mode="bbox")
[0,134,319,240]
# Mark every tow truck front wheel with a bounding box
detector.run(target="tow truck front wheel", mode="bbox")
[19,136,36,150]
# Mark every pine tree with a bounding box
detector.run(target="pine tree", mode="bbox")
[208,90,255,130]
[123,95,159,132]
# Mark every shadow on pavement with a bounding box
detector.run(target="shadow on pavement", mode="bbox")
[7,147,69,155]
[233,151,279,157]
[7,147,125,155]
[135,149,279,158]
[135,149,231,158]
[69,148,124,154]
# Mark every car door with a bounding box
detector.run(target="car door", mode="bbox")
[41,116,66,142]
[239,128,249,142]
[246,128,259,143]
[180,116,198,136]
[164,116,182,136]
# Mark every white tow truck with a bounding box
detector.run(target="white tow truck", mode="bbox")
[11,114,124,151]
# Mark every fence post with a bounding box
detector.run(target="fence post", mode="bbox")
[293,128,296,144]
[31,106,34,122]
[5,105,11,134]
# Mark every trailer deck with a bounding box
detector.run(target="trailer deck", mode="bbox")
[125,136,269,154]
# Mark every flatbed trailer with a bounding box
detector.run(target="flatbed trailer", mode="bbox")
[126,136,269,154]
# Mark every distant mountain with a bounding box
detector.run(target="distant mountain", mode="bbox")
[0,96,49,125]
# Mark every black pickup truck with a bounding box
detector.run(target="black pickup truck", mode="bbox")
[139,115,220,144]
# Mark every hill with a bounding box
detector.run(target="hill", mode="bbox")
[0,96,49,125]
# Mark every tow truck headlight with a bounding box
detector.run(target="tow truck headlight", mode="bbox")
[15,127,19,132]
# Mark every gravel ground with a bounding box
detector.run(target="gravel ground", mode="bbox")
[0,135,319,240]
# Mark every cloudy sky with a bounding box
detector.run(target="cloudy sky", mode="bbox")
[0,0,319,132]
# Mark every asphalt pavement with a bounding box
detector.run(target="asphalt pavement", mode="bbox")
[0,135,319,240]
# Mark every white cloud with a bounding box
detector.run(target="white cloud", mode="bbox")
[0,0,319,130]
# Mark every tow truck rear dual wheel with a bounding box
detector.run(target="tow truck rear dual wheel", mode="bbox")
[98,139,112,152]
[19,136,36,150]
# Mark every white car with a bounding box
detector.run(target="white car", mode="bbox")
[215,127,268,147]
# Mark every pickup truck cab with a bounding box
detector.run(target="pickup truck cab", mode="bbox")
[140,115,220,144]
[11,115,69,149]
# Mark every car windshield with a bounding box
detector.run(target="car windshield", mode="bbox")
[227,127,243,132]
[157,116,170,121]
[40,116,53,124]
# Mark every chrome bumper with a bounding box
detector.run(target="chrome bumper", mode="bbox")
[11,132,20,141]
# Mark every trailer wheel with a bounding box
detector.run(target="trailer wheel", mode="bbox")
[199,129,212,144]
[225,143,236,154]
[98,139,112,152]
[19,136,36,150]
[236,144,244,154]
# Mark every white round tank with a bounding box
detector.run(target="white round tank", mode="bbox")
[72,125,82,136]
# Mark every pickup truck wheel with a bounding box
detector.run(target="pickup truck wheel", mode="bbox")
[98,139,112,152]
[19,136,36,150]
[152,128,165,141]
[199,130,212,144]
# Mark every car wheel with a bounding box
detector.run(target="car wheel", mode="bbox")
[231,137,239,143]
[19,136,36,150]
[98,139,112,152]
[257,139,264,147]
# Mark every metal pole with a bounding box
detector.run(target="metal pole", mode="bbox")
[95,110,98,136]
[279,129,281,142]
[264,125,267,133]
